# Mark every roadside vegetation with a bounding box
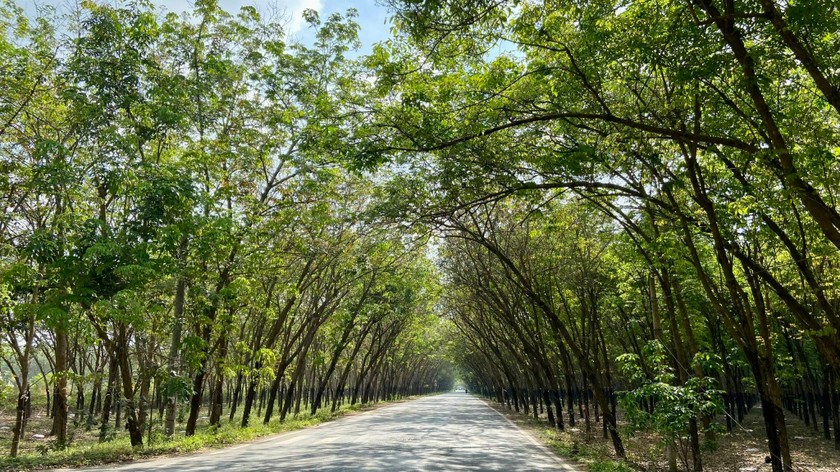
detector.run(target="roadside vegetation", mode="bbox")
[0,398,402,470]
[484,392,840,472]
[370,1,840,471]
[0,1,452,467]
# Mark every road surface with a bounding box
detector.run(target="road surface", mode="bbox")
[76,393,576,471]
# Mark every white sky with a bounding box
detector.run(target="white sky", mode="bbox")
[286,0,323,35]
[20,0,394,52]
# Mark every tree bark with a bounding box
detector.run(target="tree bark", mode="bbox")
[165,244,188,438]
[50,327,69,447]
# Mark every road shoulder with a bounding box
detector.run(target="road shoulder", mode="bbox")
[44,395,430,472]
[478,396,635,472]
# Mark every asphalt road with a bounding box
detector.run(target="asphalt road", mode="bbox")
[76,393,576,471]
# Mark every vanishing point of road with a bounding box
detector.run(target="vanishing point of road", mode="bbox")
[72,393,577,471]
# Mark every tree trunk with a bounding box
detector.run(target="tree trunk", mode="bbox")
[115,332,143,447]
[51,327,69,446]
[99,354,118,442]
[185,368,206,436]
[209,335,228,426]
[165,266,187,438]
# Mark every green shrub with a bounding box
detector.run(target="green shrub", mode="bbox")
[589,460,635,472]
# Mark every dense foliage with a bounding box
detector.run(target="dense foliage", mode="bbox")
[354,0,840,471]
[0,0,452,462]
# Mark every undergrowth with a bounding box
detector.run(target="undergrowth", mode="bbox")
[0,401,383,471]
[541,428,636,472]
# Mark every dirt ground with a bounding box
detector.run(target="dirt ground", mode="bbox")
[701,405,840,472]
[0,408,121,456]
[484,399,840,472]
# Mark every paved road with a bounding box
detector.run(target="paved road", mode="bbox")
[77,393,576,471]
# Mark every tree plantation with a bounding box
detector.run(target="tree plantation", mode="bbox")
[0,0,454,464]
[1,0,840,471]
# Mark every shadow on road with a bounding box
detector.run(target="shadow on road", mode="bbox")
[96,394,573,471]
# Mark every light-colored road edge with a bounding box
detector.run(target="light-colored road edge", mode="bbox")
[50,394,440,471]
[477,395,580,472]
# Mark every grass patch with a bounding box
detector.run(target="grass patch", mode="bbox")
[588,461,635,472]
[477,398,639,472]
[541,428,635,472]
[0,399,404,471]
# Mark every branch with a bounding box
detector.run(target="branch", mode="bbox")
[388,112,759,154]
